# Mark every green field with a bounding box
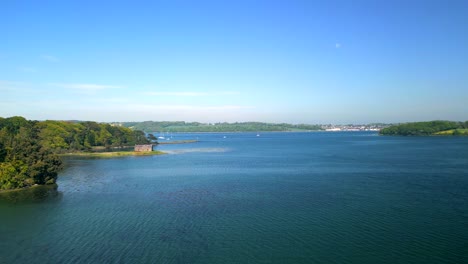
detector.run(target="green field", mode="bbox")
[61,151,166,158]
[434,129,468,135]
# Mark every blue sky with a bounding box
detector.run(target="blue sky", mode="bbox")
[1,0,467,123]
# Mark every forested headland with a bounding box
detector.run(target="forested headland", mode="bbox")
[0,116,150,191]
[379,121,468,136]
[119,121,323,133]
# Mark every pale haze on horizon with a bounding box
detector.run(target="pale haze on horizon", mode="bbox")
[1,0,467,124]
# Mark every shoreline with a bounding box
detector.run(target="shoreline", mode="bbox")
[61,150,166,158]
[150,130,383,134]
[61,139,199,158]
[0,183,57,194]
[157,130,322,132]
[158,140,199,144]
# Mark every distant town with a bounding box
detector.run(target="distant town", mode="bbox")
[320,124,388,131]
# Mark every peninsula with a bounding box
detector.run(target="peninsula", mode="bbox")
[379,121,468,136]
[0,116,153,191]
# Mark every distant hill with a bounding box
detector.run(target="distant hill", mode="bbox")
[379,121,468,136]
[117,121,323,133]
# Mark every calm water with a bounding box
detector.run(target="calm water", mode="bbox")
[1,132,467,264]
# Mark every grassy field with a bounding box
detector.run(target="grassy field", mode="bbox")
[434,129,468,135]
[61,151,166,158]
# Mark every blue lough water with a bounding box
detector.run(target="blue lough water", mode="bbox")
[1,132,467,263]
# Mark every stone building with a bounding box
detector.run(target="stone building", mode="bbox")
[134,144,154,152]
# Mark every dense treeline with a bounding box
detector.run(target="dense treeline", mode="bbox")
[379,121,468,136]
[122,121,323,132]
[36,120,149,153]
[0,116,149,190]
[0,117,62,190]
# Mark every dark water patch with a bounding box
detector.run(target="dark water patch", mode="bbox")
[0,184,62,205]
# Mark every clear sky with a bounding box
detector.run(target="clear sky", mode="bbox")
[1,0,467,124]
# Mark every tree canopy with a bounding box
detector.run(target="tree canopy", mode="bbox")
[0,117,62,190]
[36,120,149,153]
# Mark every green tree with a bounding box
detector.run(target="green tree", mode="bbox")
[0,161,29,190]
[147,133,158,142]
